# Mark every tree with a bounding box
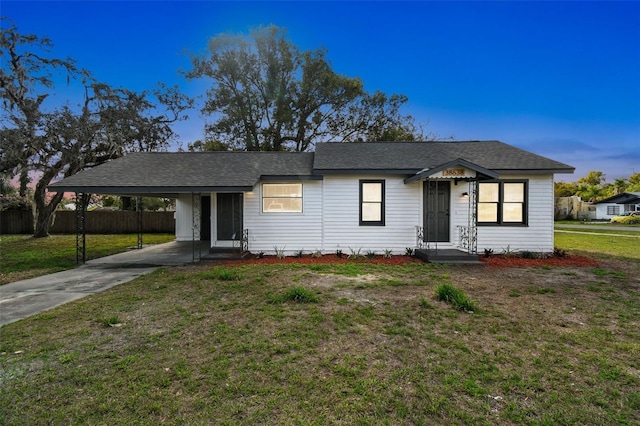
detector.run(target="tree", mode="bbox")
[0,21,191,237]
[577,170,605,187]
[186,25,425,152]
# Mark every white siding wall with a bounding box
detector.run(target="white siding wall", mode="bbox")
[244,181,323,255]
[322,175,421,254]
[175,194,196,241]
[475,175,555,253]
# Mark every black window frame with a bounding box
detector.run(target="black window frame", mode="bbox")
[477,180,528,226]
[359,179,385,226]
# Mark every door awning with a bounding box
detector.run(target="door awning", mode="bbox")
[404,158,499,184]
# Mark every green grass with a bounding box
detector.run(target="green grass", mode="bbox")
[1,259,639,425]
[0,234,175,285]
[554,228,640,262]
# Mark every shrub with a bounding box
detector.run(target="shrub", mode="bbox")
[620,215,640,225]
[335,249,344,258]
[365,250,376,259]
[405,247,415,256]
[483,248,494,258]
[295,249,305,258]
[269,287,319,304]
[519,250,536,259]
[553,247,567,258]
[435,283,477,312]
[274,246,286,259]
[348,247,362,260]
[383,249,393,259]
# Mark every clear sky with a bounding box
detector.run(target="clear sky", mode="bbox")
[3,1,639,182]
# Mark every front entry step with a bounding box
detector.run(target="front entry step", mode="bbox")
[201,247,249,261]
[415,249,483,265]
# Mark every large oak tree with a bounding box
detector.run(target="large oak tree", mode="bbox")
[0,20,191,237]
[186,25,424,152]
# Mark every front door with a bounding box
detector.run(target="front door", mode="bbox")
[424,181,450,242]
[201,196,211,241]
[216,193,243,241]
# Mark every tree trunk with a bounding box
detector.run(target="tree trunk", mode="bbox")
[32,174,64,238]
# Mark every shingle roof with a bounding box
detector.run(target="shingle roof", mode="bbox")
[49,141,574,195]
[313,141,574,174]
[49,151,316,196]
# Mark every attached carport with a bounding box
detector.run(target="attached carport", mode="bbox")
[48,151,317,262]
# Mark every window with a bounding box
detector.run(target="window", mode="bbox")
[478,181,527,225]
[262,183,302,213]
[608,205,620,215]
[360,180,385,226]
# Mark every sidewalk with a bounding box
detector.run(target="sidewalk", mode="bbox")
[0,241,200,327]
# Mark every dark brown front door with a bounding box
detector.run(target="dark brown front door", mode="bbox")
[424,181,450,242]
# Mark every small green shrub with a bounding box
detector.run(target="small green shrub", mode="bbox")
[312,250,322,258]
[435,283,477,312]
[483,248,494,258]
[335,249,344,258]
[365,250,376,259]
[553,247,567,258]
[348,247,362,260]
[383,249,393,259]
[519,251,536,259]
[405,247,415,256]
[295,249,305,258]
[100,316,120,327]
[274,246,286,259]
[269,287,319,304]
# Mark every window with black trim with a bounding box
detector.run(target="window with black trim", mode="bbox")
[360,180,385,226]
[262,183,303,213]
[478,180,527,225]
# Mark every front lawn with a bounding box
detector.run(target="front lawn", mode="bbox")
[0,234,175,285]
[1,260,639,425]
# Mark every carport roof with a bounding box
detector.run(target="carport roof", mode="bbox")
[48,151,317,197]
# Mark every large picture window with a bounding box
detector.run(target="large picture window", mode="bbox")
[262,183,303,213]
[478,181,527,225]
[360,180,385,226]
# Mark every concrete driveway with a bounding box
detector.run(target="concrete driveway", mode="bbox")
[0,241,201,327]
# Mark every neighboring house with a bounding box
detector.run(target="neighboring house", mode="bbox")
[49,141,574,261]
[594,192,640,220]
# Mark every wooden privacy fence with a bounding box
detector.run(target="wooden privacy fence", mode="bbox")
[0,210,175,234]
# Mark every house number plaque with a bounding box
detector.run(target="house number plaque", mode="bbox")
[442,168,466,177]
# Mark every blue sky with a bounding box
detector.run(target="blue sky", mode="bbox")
[3,1,639,181]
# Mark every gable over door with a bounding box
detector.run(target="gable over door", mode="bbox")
[424,181,450,242]
[217,193,243,241]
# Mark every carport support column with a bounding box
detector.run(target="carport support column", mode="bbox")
[75,192,89,264]
[136,196,143,249]
[192,193,201,262]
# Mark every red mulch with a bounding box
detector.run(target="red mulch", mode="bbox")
[218,254,420,266]
[480,254,599,268]
[214,253,599,268]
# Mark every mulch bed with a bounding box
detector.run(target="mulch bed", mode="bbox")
[214,253,599,268]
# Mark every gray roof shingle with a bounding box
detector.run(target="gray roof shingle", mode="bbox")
[313,141,574,173]
[49,151,316,195]
[49,141,574,195]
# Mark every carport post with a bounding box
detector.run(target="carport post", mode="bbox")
[192,192,201,262]
[136,196,143,249]
[75,192,88,264]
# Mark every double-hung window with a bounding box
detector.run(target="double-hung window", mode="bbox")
[478,180,527,225]
[360,180,385,226]
[262,183,303,213]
